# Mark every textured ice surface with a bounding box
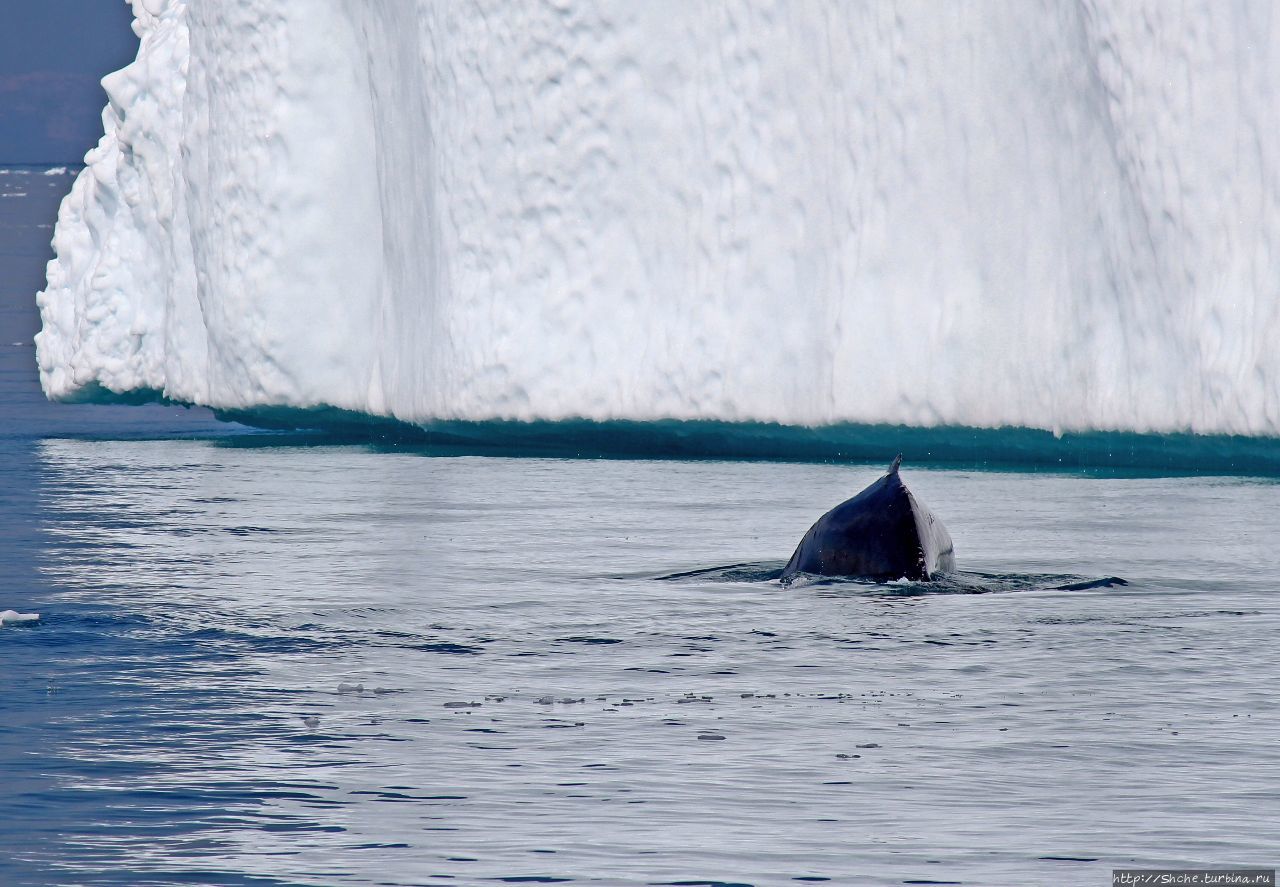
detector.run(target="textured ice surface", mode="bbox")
[36,0,1280,435]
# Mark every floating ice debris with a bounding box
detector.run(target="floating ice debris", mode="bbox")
[535,696,554,705]
[444,701,481,709]
[0,610,40,626]
[301,716,320,730]
[337,682,364,695]
[42,167,68,176]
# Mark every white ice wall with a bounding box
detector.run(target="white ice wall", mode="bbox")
[36,0,1280,435]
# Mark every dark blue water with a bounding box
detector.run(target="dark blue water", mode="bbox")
[3,169,1280,886]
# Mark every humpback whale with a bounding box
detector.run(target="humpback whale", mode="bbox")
[781,455,955,582]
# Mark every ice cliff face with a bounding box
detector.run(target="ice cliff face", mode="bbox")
[36,0,1280,434]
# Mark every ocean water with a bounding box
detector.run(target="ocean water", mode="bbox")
[4,171,1280,886]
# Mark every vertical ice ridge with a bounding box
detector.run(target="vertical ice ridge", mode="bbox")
[36,0,202,403]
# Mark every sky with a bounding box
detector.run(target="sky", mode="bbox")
[0,0,139,164]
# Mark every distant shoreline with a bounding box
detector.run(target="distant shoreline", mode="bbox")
[0,163,84,171]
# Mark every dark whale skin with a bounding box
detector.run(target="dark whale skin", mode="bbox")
[780,456,955,581]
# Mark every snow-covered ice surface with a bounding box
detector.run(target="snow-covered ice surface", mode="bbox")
[36,0,1280,435]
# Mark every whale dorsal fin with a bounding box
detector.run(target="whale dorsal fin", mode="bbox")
[889,453,903,474]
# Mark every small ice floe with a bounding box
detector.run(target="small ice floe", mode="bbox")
[43,166,68,176]
[1,610,40,626]
[337,682,364,695]
[301,716,320,730]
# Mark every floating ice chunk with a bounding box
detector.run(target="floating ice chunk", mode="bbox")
[42,167,68,176]
[0,610,40,626]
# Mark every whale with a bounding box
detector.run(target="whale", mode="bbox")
[781,455,955,582]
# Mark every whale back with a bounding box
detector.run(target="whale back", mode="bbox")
[781,458,954,581]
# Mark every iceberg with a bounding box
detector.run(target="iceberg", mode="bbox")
[35,0,1280,436]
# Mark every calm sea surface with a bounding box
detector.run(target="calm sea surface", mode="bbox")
[3,170,1279,886]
